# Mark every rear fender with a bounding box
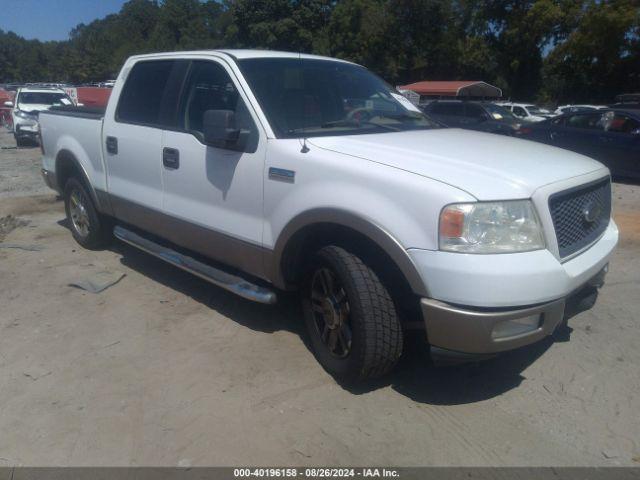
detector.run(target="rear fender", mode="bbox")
[55,146,108,213]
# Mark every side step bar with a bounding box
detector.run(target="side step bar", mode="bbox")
[113,226,277,304]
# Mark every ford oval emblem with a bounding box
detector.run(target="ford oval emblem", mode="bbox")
[583,200,601,223]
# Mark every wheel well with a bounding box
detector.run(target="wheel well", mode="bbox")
[55,150,86,192]
[280,223,420,322]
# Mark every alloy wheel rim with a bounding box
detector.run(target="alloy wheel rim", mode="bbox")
[69,189,90,237]
[310,267,352,358]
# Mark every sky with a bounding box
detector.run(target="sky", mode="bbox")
[0,0,129,41]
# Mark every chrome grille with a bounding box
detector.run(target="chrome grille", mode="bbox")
[549,178,611,259]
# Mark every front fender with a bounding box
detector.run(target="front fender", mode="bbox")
[269,207,429,296]
[263,139,475,295]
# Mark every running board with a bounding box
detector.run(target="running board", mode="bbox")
[113,226,277,304]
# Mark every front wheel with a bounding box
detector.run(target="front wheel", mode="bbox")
[64,177,112,249]
[302,245,403,384]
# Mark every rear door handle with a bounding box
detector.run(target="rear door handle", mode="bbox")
[163,147,180,169]
[106,136,118,154]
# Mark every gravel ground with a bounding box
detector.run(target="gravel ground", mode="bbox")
[0,132,51,199]
[0,128,639,466]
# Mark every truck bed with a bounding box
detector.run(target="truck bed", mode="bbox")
[39,104,108,195]
[43,105,105,120]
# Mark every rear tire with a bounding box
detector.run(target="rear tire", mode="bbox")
[63,177,112,249]
[302,245,403,384]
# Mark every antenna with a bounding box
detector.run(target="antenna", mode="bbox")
[299,51,310,153]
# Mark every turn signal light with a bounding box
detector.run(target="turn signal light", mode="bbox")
[440,207,465,238]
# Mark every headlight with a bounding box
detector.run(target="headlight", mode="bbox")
[15,110,31,119]
[439,200,545,253]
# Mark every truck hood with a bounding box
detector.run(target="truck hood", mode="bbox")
[308,128,605,200]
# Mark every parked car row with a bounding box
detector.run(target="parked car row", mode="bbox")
[517,109,640,179]
[417,98,639,180]
[6,76,638,182]
[496,102,555,122]
[421,100,522,135]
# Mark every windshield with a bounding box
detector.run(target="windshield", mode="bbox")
[238,58,438,138]
[483,103,517,120]
[18,91,71,106]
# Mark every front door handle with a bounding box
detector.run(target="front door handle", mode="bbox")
[106,136,118,154]
[163,147,180,169]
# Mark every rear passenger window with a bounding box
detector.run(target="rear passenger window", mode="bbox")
[116,61,174,125]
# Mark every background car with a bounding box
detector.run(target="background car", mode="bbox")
[517,109,640,179]
[500,102,554,122]
[421,100,521,135]
[553,104,608,116]
[4,87,74,146]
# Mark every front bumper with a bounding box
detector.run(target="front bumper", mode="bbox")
[14,121,39,138]
[421,266,607,360]
[408,221,618,307]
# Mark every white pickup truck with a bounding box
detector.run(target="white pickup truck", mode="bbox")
[39,50,618,383]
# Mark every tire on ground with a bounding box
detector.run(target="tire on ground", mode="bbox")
[63,177,112,249]
[302,245,403,383]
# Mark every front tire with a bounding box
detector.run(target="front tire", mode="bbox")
[302,245,403,384]
[63,177,112,249]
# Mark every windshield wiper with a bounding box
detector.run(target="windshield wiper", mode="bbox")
[378,112,423,121]
[320,119,400,132]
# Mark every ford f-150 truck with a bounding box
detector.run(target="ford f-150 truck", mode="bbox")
[39,50,618,383]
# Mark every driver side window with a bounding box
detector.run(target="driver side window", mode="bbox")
[178,60,256,142]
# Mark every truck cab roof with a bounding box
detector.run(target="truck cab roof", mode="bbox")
[126,49,356,65]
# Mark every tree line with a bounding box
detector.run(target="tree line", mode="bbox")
[0,0,638,103]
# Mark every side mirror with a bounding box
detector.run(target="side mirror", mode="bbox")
[203,109,240,149]
[3,101,13,108]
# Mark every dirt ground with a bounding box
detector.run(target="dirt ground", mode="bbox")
[0,129,639,467]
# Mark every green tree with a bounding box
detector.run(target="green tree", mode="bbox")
[316,0,401,80]
[227,0,332,52]
[149,0,217,51]
[543,0,640,103]
[0,0,638,105]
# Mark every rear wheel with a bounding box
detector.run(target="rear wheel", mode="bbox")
[302,245,403,384]
[64,177,112,249]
